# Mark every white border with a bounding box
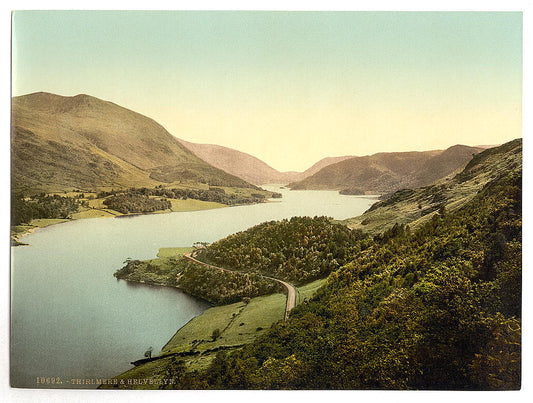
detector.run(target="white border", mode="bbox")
[2,2,531,403]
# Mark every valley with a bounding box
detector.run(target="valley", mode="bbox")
[103,140,521,390]
[10,92,522,391]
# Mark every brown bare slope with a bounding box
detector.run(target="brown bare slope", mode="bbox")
[179,139,354,185]
[178,139,301,185]
[11,92,255,193]
[301,156,354,178]
[288,145,483,194]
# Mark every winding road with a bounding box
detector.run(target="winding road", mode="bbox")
[183,251,297,320]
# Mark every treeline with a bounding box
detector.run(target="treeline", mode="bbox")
[178,263,281,305]
[98,186,279,207]
[197,216,367,285]
[115,257,281,305]
[103,194,171,214]
[11,193,83,225]
[161,167,521,390]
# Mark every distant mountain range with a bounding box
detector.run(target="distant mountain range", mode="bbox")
[178,139,353,185]
[342,138,522,234]
[11,92,256,193]
[11,91,493,198]
[288,145,484,194]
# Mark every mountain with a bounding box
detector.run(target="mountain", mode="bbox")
[288,145,484,194]
[178,139,354,185]
[111,138,522,390]
[299,155,354,178]
[177,139,301,185]
[343,139,522,234]
[11,92,256,193]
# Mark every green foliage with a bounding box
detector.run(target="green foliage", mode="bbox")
[115,250,282,305]
[198,216,367,285]
[103,193,171,214]
[211,328,221,341]
[177,263,281,305]
[114,258,187,286]
[178,166,521,390]
[11,193,81,225]
[98,186,270,208]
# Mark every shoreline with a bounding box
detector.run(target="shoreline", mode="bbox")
[11,188,283,246]
[10,201,229,246]
[104,278,327,388]
[115,275,214,306]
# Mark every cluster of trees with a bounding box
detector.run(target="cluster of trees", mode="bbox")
[98,186,277,207]
[114,258,186,286]
[197,216,367,285]
[178,263,281,305]
[161,167,521,390]
[102,193,171,214]
[339,188,365,195]
[11,193,83,225]
[115,257,281,305]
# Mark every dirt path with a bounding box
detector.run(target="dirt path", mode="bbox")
[183,251,297,321]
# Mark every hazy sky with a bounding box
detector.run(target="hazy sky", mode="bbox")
[12,11,522,172]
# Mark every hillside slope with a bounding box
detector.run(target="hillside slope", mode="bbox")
[11,92,255,193]
[114,138,521,390]
[189,150,521,389]
[178,139,301,185]
[343,139,522,234]
[288,145,483,194]
[178,139,354,185]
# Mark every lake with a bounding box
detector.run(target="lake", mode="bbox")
[10,186,377,388]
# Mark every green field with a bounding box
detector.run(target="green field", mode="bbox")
[105,278,327,388]
[169,198,225,212]
[11,219,71,245]
[297,278,328,303]
[157,247,194,258]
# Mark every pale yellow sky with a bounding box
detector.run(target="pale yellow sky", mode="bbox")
[12,11,522,172]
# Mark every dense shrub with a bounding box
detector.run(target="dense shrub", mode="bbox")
[11,193,81,225]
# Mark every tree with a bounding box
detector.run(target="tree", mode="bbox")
[211,329,221,341]
[144,346,153,358]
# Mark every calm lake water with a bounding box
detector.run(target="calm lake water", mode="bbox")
[10,186,377,388]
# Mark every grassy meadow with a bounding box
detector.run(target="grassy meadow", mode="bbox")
[103,278,326,388]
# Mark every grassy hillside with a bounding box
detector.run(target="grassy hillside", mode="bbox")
[102,279,326,389]
[288,145,483,194]
[11,92,256,193]
[107,138,521,390]
[344,139,522,234]
[162,140,521,390]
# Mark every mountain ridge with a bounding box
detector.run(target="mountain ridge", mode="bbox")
[177,139,354,185]
[177,139,303,185]
[288,145,484,194]
[342,138,522,234]
[11,92,257,193]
